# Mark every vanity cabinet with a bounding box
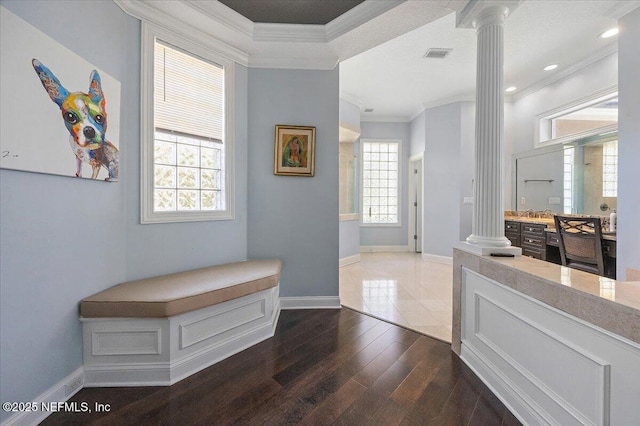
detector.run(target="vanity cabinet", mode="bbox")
[505,221,521,247]
[520,223,547,260]
[504,221,547,260]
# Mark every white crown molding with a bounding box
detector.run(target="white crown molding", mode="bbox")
[253,23,327,43]
[183,0,253,38]
[326,0,406,41]
[511,44,618,102]
[114,0,410,71]
[361,115,412,123]
[339,92,364,110]
[114,0,249,66]
[605,0,640,19]
[457,0,523,28]
[248,55,339,70]
[411,94,477,120]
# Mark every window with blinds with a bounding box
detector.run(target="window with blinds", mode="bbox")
[361,140,400,225]
[152,41,226,214]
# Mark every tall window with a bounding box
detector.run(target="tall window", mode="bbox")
[361,140,400,225]
[141,24,234,223]
[602,140,618,197]
[563,146,574,214]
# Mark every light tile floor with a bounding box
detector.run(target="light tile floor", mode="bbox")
[339,252,453,342]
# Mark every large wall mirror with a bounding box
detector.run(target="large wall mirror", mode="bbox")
[514,93,618,215]
[513,132,618,215]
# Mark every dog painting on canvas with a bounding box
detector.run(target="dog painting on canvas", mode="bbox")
[32,59,118,181]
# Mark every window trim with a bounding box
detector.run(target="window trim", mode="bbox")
[534,86,617,149]
[359,138,402,228]
[141,22,235,224]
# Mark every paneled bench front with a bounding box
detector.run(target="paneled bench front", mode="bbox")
[80,259,282,387]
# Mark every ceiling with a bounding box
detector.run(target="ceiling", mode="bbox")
[218,0,365,25]
[123,0,638,122]
[340,0,634,121]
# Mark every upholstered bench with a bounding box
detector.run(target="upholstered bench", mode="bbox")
[80,259,282,387]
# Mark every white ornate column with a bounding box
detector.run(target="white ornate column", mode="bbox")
[458,1,521,255]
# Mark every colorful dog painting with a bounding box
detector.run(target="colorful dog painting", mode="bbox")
[32,59,118,181]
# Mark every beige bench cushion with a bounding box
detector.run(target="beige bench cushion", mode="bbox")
[80,259,282,318]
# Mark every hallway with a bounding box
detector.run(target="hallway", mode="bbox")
[339,253,453,342]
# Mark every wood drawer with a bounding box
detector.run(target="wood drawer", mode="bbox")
[521,235,545,249]
[506,231,520,247]
[505,221,521,233]
[522,246,545,260]
[604,239,616,258]
[546,232,560,247]
[521,223,546,237]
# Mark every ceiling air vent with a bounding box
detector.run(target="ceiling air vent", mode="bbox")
[424,48,452,59]
[364,108,374,113]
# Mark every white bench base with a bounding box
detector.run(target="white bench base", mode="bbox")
[81,285,280,387]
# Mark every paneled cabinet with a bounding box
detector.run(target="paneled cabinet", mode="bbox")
[505,221,520,247]
[505,221,547,260]
[520,223,547,260]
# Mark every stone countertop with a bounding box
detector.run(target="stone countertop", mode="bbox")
[452,248,640,351]
[505,215,617,240]
[505,216,555,226]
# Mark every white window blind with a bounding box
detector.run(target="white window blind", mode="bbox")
[154,41,224,141]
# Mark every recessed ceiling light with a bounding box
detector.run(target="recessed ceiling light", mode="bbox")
[599,27,618,39]
[544,64,558,71]
[505,86,517,93]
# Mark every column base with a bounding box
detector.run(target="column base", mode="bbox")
[457,241,522,256]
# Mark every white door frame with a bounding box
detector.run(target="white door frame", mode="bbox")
[408,152,424,253]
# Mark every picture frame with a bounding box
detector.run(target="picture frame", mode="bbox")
[274,125,316,177]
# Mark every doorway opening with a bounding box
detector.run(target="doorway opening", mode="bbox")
[408,153,423,253]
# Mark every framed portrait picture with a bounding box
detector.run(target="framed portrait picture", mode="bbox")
[274,125,316,177]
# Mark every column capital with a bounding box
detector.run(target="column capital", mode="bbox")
[456,0,522,29]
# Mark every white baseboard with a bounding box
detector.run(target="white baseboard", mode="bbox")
[280,296,341,309]
[422,253,453,265]
[339,254,360,267]
[360,245,410,253]
[1,367,84,426]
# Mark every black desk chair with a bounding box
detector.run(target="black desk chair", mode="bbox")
[554,215,605,276]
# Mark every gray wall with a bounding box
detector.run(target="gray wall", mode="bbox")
[420,102,476,257]
[0,0,250,418]
[247,68,339,298]
[410,112,426,157]
[422,102,473,257]
[339,98,360,130]
[339,219,361,260]
[359,121,411,247]
[338,98,361,260]
[124,63,249,280]
[618,7,640,279]
[458,102,475,241]
[0,0,132,419]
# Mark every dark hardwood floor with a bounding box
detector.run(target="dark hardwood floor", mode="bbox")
[42,308,521,425]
